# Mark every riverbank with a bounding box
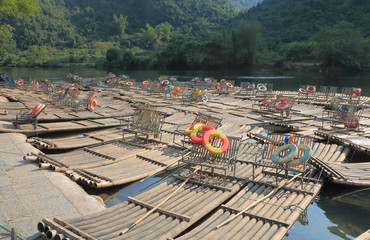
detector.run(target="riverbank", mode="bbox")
[0,133,105,239]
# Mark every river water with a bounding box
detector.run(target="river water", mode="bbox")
[1,67,369,239]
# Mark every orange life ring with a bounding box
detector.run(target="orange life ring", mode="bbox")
[226,83,233,88]
[16,79,25,85]
[351,89,361,97]
[306,85,316,93]
[89,96,97,110]
[202,130,229,154]
[298,88,307,94]
[171,87,180,94]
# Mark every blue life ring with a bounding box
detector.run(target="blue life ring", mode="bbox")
[164,85,175,91]
[271,144,298,164]
[287,145,312,167]
[337,103,351,113]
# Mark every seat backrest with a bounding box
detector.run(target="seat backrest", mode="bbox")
[192,113,222,129]
[262,133,315,160]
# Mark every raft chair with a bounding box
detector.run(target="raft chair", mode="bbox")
[252,133,316,185]
[68,91,96,111]
[316,86,337,103]
[269,95,296,121]
[179,132,242,180]
[173,113,223,148]
[15,103,47,129]
[251,94,279,113]
[238,81,256,96]
[122,105,165,142]
[297,84,317,102]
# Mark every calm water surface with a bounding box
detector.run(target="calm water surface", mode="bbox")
[2,67,370,239]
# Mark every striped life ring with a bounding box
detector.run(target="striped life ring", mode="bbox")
[28,104,43,116]
[161,80,170,85]
[298,88,307,94]
[271,144,298,164]
[142,80,150,85]
[171,87,180,94]
[257,84,267,92]
[286,145,312,167]
[16,79,25,85]
[189,124,215,144]
[89,96,97,110]
[306,85,316,93]
[202,130,229,155]
[226,83,233,88]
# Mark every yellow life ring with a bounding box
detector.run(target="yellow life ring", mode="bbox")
[189,124,215,144]
[202,130,229,154]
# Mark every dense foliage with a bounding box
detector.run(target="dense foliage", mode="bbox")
[1,0,370,71]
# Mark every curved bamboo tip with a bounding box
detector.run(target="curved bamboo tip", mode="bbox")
[119,228,128,235]
[54,233,64,240]
[46,229,57,239]
[39,163,50,169]
[37,222,45,232]
[26,138,35,143]
[23,155,38,161]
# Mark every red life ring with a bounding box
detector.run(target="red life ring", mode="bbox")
[345,119,359,128]
[202,130,229,154]
[306,85,316,93]
[89,96,97,110]
[226,83,233,88]
[161,80,169,85]
[298,88,307,94]
[186,124,215,144]
[215,83,221,90]
[261,100,271,106]
[351,89,361,97]
[171,87,180,94]
[16,79,25,85]
[274,101,290,111]
[142,80,150,85]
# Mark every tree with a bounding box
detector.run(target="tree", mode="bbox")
[310,21,363,69]
[113,14,128,38]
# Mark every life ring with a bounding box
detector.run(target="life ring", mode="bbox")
[189,124,215,144]
[16,79,25,85]
[202,130,229,155]
[192,78,200,82]
[345,119,359,128]
[226,83,233,88]
[164,85,174,91]
[169,77,176,81]
[220,79,227,83]
[306,85,316,93]
[161,80,169,85]
[204,78,212,83]
[215,83,221,90]
[257,84,267,92]
[271,144,298,164]
[142,80,150,85]
[89,96,97,110]
[184,123,202,134]
[119,81,126,85]
[351,89,361,97]
[202,95,209,102]
[274,101,290,111]
[260,100,271,106]
[171,87,180,94]
[286,145,312,167]
[28,104,43,116]
[298,88,307,94]
[126,81,133,86]
[337,103,351,113]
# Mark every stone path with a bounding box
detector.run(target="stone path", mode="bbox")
[0,133,105,239]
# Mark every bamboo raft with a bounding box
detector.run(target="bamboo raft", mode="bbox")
[37,139,349,239]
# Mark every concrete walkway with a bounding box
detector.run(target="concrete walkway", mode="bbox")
[0,133,106,239]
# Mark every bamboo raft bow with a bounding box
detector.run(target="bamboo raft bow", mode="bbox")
[215,172,303,229]
[119,168,200,235]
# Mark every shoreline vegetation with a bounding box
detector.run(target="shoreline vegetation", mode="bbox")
[1,1,370,73]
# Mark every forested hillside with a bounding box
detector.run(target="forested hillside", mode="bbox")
[1,0,370,71]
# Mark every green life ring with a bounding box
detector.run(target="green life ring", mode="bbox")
[271,144,298,164]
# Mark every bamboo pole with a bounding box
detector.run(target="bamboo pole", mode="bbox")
[119,168,200,235]
[216,172,303,229]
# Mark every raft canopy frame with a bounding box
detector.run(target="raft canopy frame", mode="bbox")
[253,133,316,185]
[122,104,165,142]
